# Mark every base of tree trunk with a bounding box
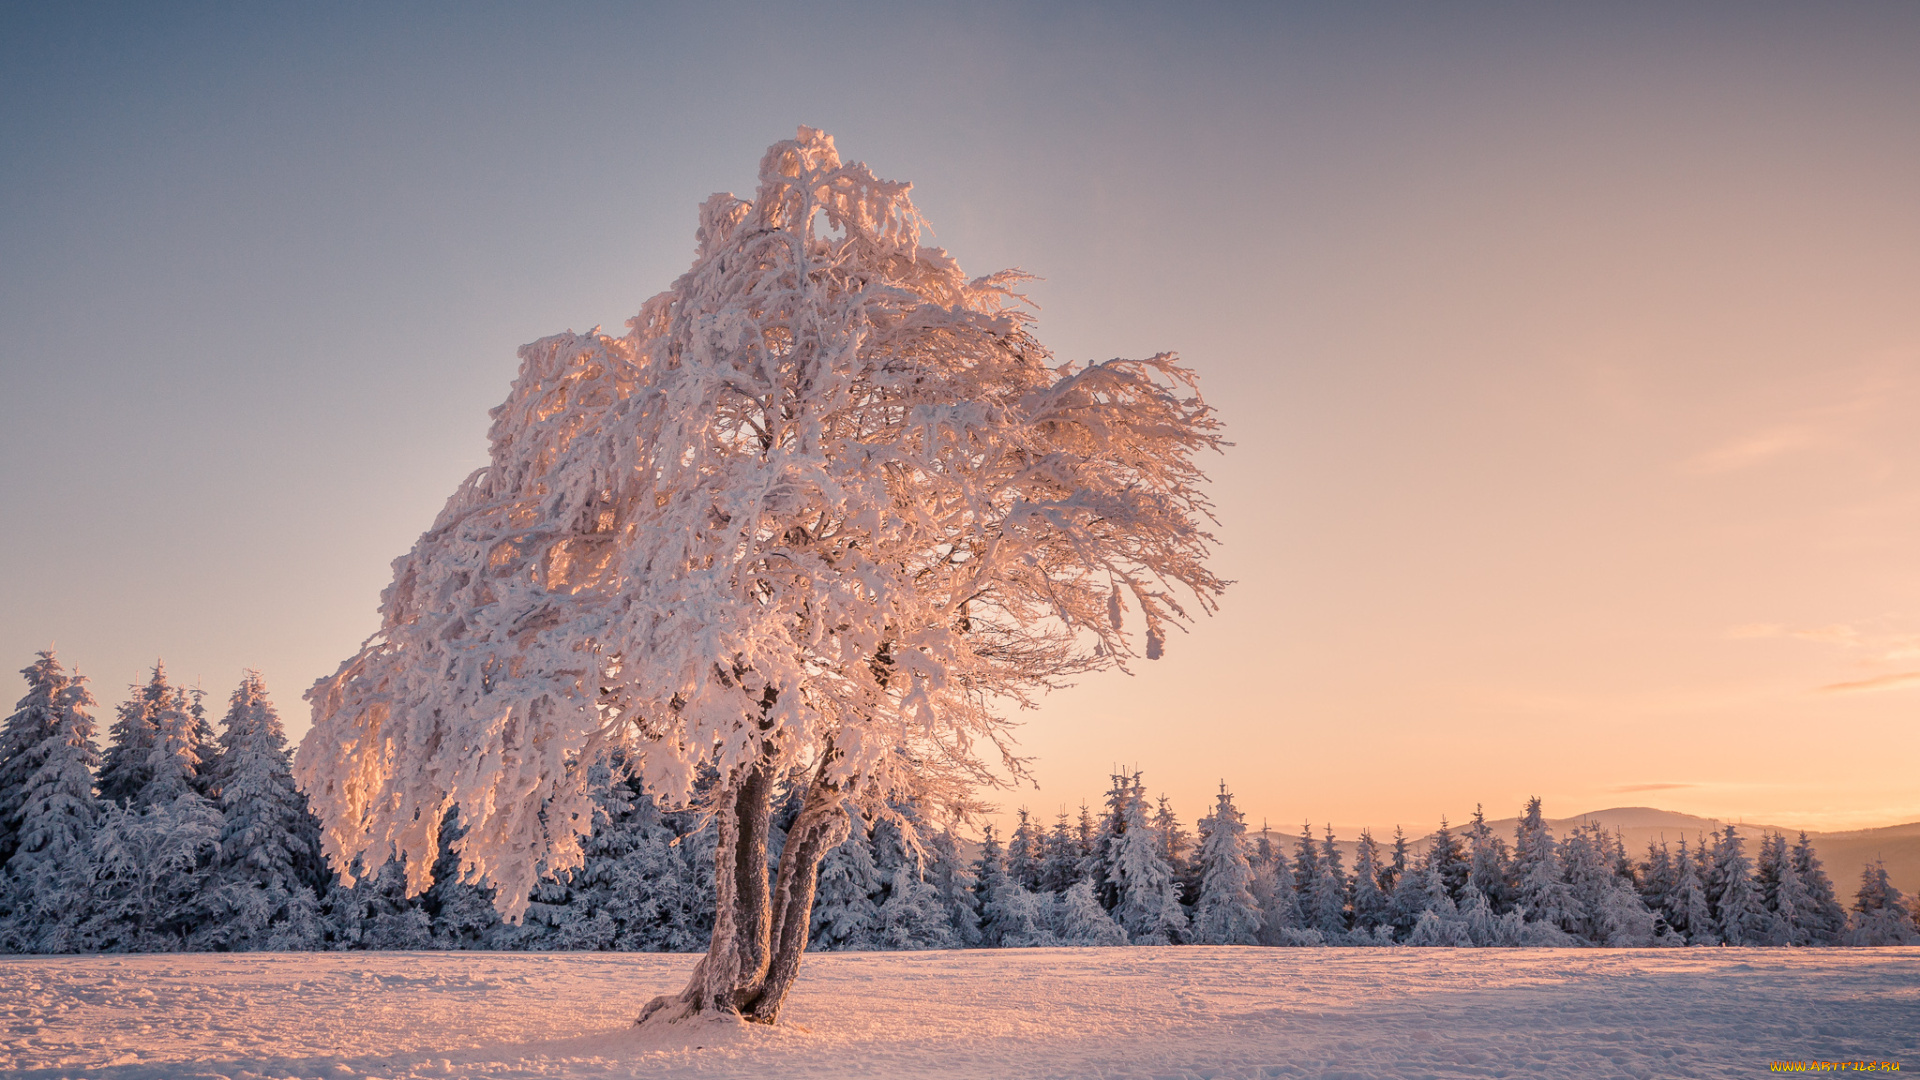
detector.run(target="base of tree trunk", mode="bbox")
[636,760,847,1028]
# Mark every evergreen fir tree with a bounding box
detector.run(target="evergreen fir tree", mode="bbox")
[81,796,222,950]
[1005,808,1043,894]
[1084,775,1133,912]
[1669,835,1718,945]
[1109,785,1187,944]
[97,663,171,807]
[929,827,982,947]
[1512,798,1581,933]
[1254,853,1306,944]
[1767,846,1813,947]
[1425,816,1470,905]
[196,672,327,950]
[1791,832,1847,945]
[1638,839,1676,930]
[1039,810,1081,895]
[1386,862,1431,941]
[1455,881,1506,946]
[141,684,206,808]
[186,684,218,798]
[423,808,502,948]
[1152,794,1195,904]
[1,667,100,952]
[324,855,434,950]
[810,810,881,950]
[1055,879,1128,946]
[982,881,1054,947]
[1466,805,1512,914]
[1381,826,1410,895]
[1406,868,1469,947]
[971,822,1006,922]
[1707,826,1767,946]
[1755,831,1785,910]
[880,863,962,949]
[1349,828,1391,935]
[0,651,69,868]
[1191,782,1261,945]
[1563,822,1655,947]
[1847,861,1918,946]
[1290,820,1319,896]
[1308,825,1348,938]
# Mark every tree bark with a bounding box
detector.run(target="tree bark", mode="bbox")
[637,754,845,1027]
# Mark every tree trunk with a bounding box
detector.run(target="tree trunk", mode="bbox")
[637,757,846,1027]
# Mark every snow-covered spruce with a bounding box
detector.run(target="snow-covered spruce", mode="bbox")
[293,128,1225,1023]
[196,673,329,950]
[1191,783,1260,945]
[0,654,101,952]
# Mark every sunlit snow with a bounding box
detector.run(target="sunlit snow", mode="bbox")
[3,947,1913,1079]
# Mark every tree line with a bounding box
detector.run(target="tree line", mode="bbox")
[2,650,1914,952]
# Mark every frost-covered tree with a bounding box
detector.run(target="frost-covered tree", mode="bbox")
[1424,817,1470,905]
[1005,809,1043,895]
[1465,805,1511,915]
[1,666,100,952]
[1382,826,1409,894]
[971,822,1005,915]
[810,810,881,951]
[0,651,71,869]
[983,881,1054,948]
[1055,879,1127,946]
[1847,861,1918,946]
[502,759,714,953]
[323,855,434,950]
[877,864,957,949]
[1109,787,1187,944]
[1386,859,1430,941]
[1668,835,1717,945]
[297,129,1223,1023]
[1152,794,1195,904]
[1563,822,1654,947]
[928,827,981,947]
[1512,798,1580,933]
[82,797,222,950]
[1191,783,1260,945]
[1791,832,1846,945]
[1707,826,1767,946]
[1638,839,1676,929]
[1348,828,1391,935]
[1406,869,1469,947]
[1084,774,1136,912]
[1289,821,1319,896]
[142,683,208,809]
[97,663,172,808]
[1762,835,1814,948]
[1308,826,1348,939]
[196,672,327,950]
[1039,810,1081,895]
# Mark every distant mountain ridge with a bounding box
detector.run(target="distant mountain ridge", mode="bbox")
[1249,807,1919,898]
[1525,807,1920,898]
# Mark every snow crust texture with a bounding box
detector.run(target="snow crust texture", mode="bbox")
[2,947,1914,1079]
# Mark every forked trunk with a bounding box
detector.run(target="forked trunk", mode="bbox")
[637,759,848,1027]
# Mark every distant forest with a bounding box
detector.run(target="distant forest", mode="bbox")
[3,651,1916,953]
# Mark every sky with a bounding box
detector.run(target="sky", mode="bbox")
[4,2,1918,839]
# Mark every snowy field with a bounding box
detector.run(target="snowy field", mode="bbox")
[2,948,1915,1080]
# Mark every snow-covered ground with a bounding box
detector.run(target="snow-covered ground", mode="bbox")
[2,947,1914,1079]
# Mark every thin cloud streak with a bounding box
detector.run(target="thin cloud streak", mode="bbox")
[1818,671,1920,694]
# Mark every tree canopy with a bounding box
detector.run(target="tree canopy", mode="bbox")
[295,129,1226,936]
